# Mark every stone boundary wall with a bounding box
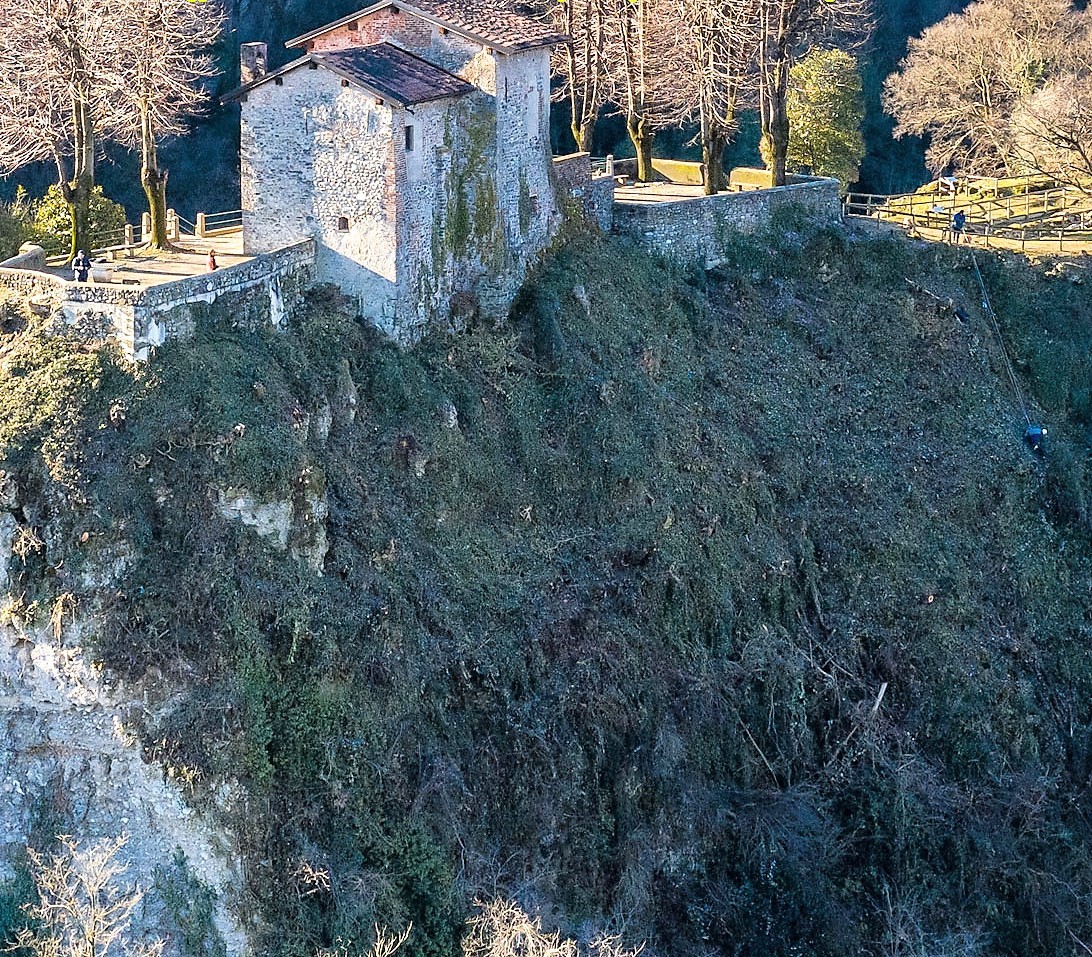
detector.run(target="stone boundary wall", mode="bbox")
[553,152,615,233]
[613,177,842,267]
[0,244,47,271]
[0,240,316,361]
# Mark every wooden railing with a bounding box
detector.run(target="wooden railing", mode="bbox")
[844,187,1092,252]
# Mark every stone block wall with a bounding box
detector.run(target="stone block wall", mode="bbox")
[553,153,615,232]
[241,70,319,254]
[494,49,554,255]
[613,178,843,267]
[0,241,315,361]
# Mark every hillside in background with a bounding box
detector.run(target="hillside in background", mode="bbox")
[2,217,1092,956]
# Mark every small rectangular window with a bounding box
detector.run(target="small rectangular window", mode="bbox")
[341,78,349,87]
[274,76,284,86]
[404,125,415,152]
[347,20,359,31]
[337,216,350,232]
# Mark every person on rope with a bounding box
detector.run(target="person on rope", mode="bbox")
[1024,424,1048,456]
[951,209,967,245]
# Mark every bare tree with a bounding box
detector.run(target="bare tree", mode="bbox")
[1012,73,1092,189]
[756,0,869,186]
[554,0,610,154]
[12,835,164,957]
[105,0,225,249]
[883,0,1087,177]
[664,0,758,193]
[463,900,643,957]
[602,0,674,182]
[0,0,120,258]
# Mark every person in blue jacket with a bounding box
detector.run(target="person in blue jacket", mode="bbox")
[951,210,967,245]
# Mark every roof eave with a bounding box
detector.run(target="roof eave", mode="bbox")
[221,50,475,108]
[220,55,313,104]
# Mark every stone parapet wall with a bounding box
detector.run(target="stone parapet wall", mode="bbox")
[0,244,47,271]
[553,151,592,189]
[553,152,615,233]
[613,178,842,266]
[0,240,315,361]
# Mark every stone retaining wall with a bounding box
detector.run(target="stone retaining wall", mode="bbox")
[612,177,842,267]
[0,240,315,361]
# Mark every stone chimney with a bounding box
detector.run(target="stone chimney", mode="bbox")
[240,42,268,85]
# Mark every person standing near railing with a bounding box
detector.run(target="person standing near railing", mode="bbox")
[207,249,218,272]
[952,209,967,245]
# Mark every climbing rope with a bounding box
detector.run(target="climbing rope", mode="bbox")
[968,250,1033,428]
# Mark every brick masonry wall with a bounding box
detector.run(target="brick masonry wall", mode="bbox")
[612,178,843,266]
[0,241,315,361]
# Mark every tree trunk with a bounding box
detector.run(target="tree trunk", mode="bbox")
[702,130,727,194]
[627,113,654,183]
[140,102,173,250]
[760,47,790,187]
[64,95,96,258]
[65,174,93,261]
[572,114,596,155]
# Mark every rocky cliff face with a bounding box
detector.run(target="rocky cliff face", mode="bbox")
[0,610,249,956]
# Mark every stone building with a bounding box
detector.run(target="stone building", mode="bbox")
[227,0,566,342]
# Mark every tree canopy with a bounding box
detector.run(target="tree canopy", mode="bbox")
[883,0,1092,178]
[787,47,866,186]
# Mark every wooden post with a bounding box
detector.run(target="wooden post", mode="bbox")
[167,209,178,240]
[124,224,134,246]
[141,212,151,241]
[1060,229,1065,252]
[196,212,207,238]
[605,154,615,177]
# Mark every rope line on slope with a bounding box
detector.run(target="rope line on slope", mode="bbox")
[968,250,1033,428]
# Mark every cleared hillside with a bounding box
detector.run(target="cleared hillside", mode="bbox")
[2,218,1092,957]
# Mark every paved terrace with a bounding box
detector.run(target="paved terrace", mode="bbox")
[614,181,709,205]
[46,232,248,287]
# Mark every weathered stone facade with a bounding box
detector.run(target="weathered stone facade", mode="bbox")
[612,177,843,268]
[237,6,558,342]
[0,241,314,361]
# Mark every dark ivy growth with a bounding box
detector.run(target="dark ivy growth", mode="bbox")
[2,222,1092,957]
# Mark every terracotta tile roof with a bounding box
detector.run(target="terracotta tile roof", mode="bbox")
[318,44,476,103]
[222,43,475,106]
[287,0,568,54]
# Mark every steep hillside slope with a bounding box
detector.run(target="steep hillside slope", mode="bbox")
[2,221,1092,957]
